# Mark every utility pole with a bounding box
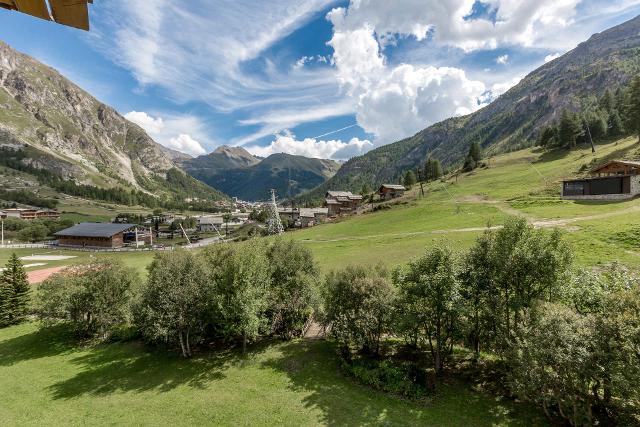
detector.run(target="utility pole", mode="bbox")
[267,189,284,235]
[1,219,4,246]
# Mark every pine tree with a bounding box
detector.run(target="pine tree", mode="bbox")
[424,156,443,182]
[469,142,482,164]
[599,89,615,113]
[608,109,625,137]
[559,109,581,148]
[627,76,640,143]
[0,273,10,327]
[2,253,30,324]
[403,170,417,188]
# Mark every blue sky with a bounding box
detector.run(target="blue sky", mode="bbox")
[1,0,639,159]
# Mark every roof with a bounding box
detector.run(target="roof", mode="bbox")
[379,184,406,191]
[325,199,341,205]
[591,160,640,173]
[55,223,136,238]
[300,208,328,217]
[0,0,92,30]
[326,190,353,198]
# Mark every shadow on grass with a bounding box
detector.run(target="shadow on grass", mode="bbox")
[48,341,236,399]
[261,339,550,427]
[0,323,76,366]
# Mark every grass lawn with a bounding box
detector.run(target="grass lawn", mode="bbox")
[0,322,548,426]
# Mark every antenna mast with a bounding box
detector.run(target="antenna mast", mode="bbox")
[267,189,284,235]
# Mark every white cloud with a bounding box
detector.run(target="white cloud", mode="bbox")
[124,111,165,134]
[167,134,206,156]
[478,75,524,104]
[246,131,373,160]
[327,0,585,52]
[124,111,208,157]
[496,54,509,64]
[327,19,486,144]
[544,52,561,62]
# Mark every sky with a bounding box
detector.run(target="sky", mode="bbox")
[1,1,639,159]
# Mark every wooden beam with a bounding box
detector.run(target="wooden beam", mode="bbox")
[1,0,52,21]
[48,0,89,30]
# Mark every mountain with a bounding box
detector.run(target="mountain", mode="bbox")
[0,40,226,205]
[297,15,640,203]
[179,145,261,182]
[183,152,340,201]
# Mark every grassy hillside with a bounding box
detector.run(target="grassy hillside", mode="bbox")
[0,322,547,426]
[289,136,640,272]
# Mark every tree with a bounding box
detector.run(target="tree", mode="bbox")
[1,253,30,325]
[424,157,443,181]
[201,241,271,354]
[36,260,137,338]
[608,109,625,137]
[360,184,372,197]
[537,125,559,147]
[136,250,208,357]
[462,142,483,172]
[265,239,319,339]
[459,217,573,352]
[323,266,394,358]
[393,246,460,374]
[626,76,640,143]
[403,170,417,188]
[558,109,581,148]
[17,224,49,243]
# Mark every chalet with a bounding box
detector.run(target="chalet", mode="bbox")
[55,223,138,248]
[2,208,60,220]
[325,191,363,216]
[562,160,640,200]
[298,208,329,227]
[378,184,406,200]
[197,216,223,232]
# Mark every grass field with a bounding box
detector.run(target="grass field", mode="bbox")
[0,322,548,426]
[289,137,640,271]
[0,138,638,425]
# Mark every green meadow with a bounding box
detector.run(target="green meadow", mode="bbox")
[0,137,638,425]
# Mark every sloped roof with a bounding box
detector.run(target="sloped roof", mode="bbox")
[591,160,640,173]
[55,223,135,238]
[380,184,406,190]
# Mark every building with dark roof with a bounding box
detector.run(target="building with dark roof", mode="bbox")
[562,160,640,200]
[55,223,137,248]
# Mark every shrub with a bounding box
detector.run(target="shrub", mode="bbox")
[36,259,137,339]
[343,358,430,400]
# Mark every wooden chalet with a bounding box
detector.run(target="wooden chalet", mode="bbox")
[325,191,363,216]
[55,223,138,248]
[378,184,406,200]
[562,160,640,200]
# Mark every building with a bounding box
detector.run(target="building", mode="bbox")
[325,191,363,216]
[298,208,329,227]
[562,160,640,200]
[55,223,138,248]
[2,208,60,220]
[378,184,406,200]
[197,216,224,232]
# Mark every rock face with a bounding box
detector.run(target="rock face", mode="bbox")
[0,40,178,192]
[298,14,640,202]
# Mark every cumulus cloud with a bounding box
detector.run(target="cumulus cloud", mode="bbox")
[327,0,584,52]
[167,134,206,156]
[124,111,207,157]
[246,131,373,160]
[327,17,486,144]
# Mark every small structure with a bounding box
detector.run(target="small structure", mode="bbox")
[2,208,60,220]
[298,208,329,228]
[378,184,406,200]
[562,160,640,200]
[197,216,223,232]
[55,223,137,248]
[325,191,363,216]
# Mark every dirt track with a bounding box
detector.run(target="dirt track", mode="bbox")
[27,267,66,284]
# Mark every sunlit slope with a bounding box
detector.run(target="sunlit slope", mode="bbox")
[291,137,640,271]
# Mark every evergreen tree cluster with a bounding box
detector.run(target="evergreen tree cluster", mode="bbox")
[463,142,483,172]
[423,156,443,182]
[0,253,30,327]
[538,76,640,148]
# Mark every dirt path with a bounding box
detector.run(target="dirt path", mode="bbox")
[27,267,66,284]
